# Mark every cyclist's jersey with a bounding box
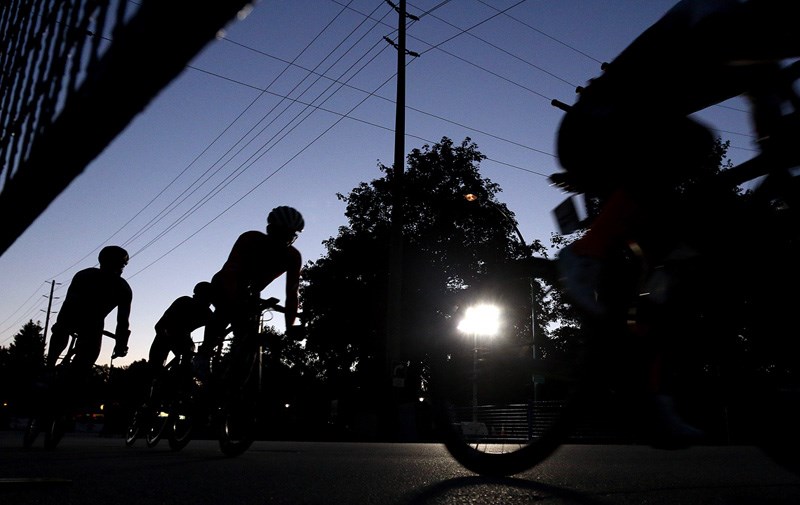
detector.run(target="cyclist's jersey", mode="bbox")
[211,230,301,301]
[155,296,212,337]
[54,267,132,337]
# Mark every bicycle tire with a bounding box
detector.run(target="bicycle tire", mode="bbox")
[431,340,587,476]
[145,406,170,448]
[429,258,593,476]
[218,394,258,457]
[43,415,66,450]
[167,398,194,451]
[22,416,42,449]
[124,406,146,447]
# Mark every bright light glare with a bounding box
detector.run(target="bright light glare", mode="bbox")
[457,304,501,337]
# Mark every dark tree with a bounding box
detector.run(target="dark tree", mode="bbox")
[0,320,46,415]
[301,137,549,406]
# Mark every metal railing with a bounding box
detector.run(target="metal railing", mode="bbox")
[450,402,637,443]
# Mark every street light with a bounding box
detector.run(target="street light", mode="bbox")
[463,193,542,398]
[457,303,501,421]
[464,194,526,246]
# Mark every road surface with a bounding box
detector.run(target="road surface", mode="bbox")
[2,432,799,504]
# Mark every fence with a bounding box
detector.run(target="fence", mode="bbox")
[0,0,252,256]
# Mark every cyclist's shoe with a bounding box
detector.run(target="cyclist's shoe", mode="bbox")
[557,244,607,317]
[647,394,705,450]
[192,354,210,384]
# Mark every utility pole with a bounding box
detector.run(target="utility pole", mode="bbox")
[42,280,59,340]
[384,0,418,438]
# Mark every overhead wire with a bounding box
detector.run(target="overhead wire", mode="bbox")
[128,2,395,259]
[0,281,49,344]
[120,0,369,255]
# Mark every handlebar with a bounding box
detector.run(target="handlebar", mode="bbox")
[259,297,309,323]
[260,297,282,312]
[221,297,307,341]
[102,330,130,360]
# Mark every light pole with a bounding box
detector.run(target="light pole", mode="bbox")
[457,304,500,422]
[464,194,537,358]
[464,194,541,402]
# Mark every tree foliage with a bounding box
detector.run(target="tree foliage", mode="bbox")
[0,320,46,413]
[301,137,547,390]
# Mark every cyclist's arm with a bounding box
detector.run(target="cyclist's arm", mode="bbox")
[284,247,301,329]
[114,282,133,355]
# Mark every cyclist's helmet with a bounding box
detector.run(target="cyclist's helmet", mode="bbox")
[98,245,129,270]
[193,281,213,302]
[267,206,305,232]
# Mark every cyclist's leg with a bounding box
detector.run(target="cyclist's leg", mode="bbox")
[164,334,199,451]
[172,334,196,386]
[216,302,262,457]
[67,331,103,408]
[194,308,230,383]
[148,331,171,370]
[46,324,70,368]
[71,331,102,376]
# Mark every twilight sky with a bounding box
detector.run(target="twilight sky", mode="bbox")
[0,0,757,365]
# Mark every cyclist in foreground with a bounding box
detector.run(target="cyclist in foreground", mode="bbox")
[193,206,305,378]
[556,0,798,315]
[47,245,132,372]
[554,0,799,445]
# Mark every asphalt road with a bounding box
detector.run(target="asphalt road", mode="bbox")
[2,432,800,504]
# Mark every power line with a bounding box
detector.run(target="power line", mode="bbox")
[473,0,603,64]
[0,285,50,345]
[126,3,395,260]
[418,0,528,56]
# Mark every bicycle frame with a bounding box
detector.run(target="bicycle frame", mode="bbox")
[214,296,285,456]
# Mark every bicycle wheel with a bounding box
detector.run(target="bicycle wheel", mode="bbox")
[22,416,42,449]
[124,405,147,447]
[43,415,67,450]
[431,334,587,476]
[218,356,261,457]
[430,261,590,476]
[167,397,194,451]
[218,390,259,456]
[145,404,170,448]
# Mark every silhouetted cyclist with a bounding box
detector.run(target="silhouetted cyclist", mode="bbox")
[555,0,800,317]
[148,281,214,372]
[46,245,132,372]
[193,206,304,378]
